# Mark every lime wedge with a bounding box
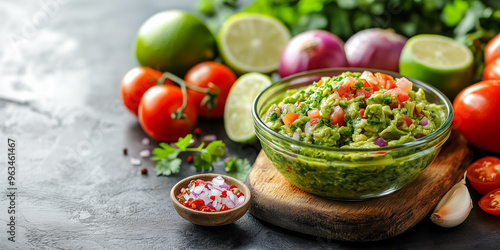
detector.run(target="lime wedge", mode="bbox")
[399,34,473,99]
[224,72,272,143]
[218,13,291,74]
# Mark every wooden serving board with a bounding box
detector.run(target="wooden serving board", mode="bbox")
[247,129,473,242]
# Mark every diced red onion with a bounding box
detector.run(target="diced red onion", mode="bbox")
[373,137,388,147]
[420,118,429,126]
[177,175,245,212]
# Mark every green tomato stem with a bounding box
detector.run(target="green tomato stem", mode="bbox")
[160,72,193,129]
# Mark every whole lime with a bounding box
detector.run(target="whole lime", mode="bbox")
[134,10,216,76]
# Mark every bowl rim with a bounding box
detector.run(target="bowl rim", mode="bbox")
[252,67,453,152]
[170,173,251,215]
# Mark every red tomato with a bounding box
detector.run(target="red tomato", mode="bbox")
[184,62,237,118]
[385,88,410,102]
[402,114,413,127]
[482,57,500,80]
[466,156,500,195]
[375,73,395,89]
[359,108,367,119]
[453,80,500,152]
[479,188,500,215]
[307,109,321,126]
[138,85,198,142]
[120,67,171,116]
[329,106,344,126]
[283,112,299,131]
[485,33,500,64]
[395,77,413,93]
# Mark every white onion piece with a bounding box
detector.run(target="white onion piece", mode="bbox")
[304,122,313,135]
[177,175,245,212]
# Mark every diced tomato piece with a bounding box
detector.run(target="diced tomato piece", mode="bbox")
[359,109,368,119]
[365,75,382,91]
[402,114,413,127]
[329,106,344,126]
[283,112,299,131]
[317,80,323,86]
[331,92,341,100]
[385,88,410,102]
[375,73,396,89]
[295,100,300,106]
[220,205,229,211]
[354,89,373,99]
[395,77,413,93]
[307,109,321,126]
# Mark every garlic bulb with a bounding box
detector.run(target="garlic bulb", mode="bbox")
[431,173,472,228]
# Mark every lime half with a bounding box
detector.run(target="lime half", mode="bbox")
[218,13,290,74]
[224,72,272,143]
[399,34,473,99]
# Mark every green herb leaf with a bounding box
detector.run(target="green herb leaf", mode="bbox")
[150,134,226,176]
[224,157,252,182]
[355,80,364,89]
[154,158,181,176]
[193,155,214,172]
[175,134,192,151]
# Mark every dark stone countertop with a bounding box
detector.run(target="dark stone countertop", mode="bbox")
[0,0,499,249]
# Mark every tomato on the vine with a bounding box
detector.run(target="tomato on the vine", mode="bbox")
[485,33,500,64]
[121,67,172,116]
[482,57,500,81]
[138,85,197,142]
[479,188,500,215]
[453,80,500,153]
[466,156,500,195]
[184,61,236,118]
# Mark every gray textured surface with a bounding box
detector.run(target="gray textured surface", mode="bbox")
[0,0,499,249]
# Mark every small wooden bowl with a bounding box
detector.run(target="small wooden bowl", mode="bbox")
[170,173,251,226]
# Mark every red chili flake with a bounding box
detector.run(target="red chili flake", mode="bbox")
[201,206,211,212]
[220,190,227,198]
[140,168,148,175]
[237,192,244,198]
[194,179,205,186]
[187,155,194,164]
[194,128,202,137]
[210,196,215,200]
[205,184,210,190]
[220,205,229,211]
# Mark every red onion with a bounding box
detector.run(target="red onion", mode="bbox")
[373,137,388,147]
[420,118,429,126]
[278,30,348,78]
[345,28,407,72]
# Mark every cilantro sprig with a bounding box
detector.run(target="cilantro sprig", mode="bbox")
[224,157,252,182]
[150,134,226,176]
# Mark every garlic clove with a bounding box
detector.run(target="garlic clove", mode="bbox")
[431,172,473,228]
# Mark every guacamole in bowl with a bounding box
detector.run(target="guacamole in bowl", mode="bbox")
[252,68,453,200]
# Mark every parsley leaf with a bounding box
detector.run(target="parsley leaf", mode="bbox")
[224,157,252,182]
[153,158,182,176]
[355,80,364,89]
[150,134,226,176]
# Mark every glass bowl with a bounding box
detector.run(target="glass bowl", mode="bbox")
[252,68,453,200]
